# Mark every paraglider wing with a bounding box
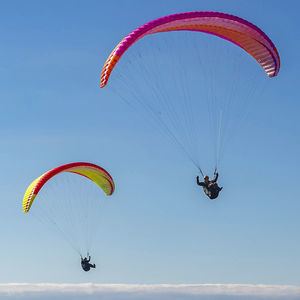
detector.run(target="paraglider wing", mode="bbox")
[101,11,280,88]
[23,162,115,213]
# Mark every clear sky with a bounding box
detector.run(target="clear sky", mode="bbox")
[0,0,299,294]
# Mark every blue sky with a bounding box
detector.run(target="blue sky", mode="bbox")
[0,0,299,294]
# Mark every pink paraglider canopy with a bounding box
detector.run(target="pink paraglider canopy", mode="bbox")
[101,11,280,88]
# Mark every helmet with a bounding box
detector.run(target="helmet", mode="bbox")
[204,175,209,179]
